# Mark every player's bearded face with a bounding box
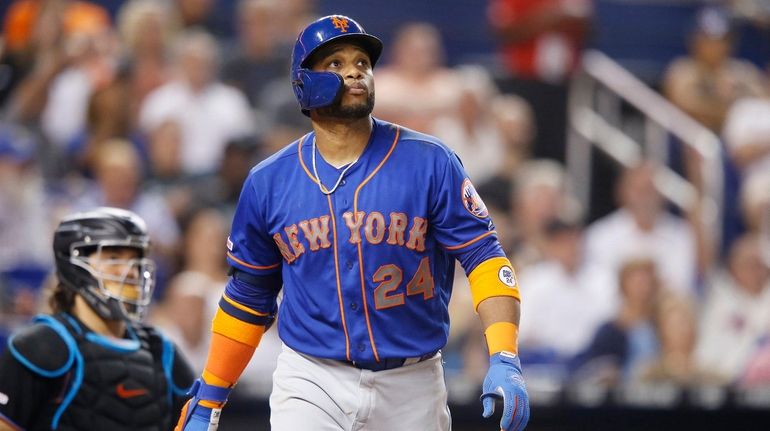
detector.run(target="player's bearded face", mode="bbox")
[312,43,376,120]
[318,84,375,119]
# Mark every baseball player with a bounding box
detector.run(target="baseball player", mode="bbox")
[0,207,194,431]
[176,14,529,431]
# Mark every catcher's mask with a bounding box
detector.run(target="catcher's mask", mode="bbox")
[53,207,155,322]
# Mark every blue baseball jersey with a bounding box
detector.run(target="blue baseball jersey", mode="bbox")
[226,118,506,362]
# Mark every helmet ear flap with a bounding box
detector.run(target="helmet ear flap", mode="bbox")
[293,69,344,115]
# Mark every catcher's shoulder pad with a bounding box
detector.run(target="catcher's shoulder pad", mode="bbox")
[8,315,76,377]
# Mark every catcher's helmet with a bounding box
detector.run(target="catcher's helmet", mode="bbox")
[291,15,383,115]
[53,207,156,322]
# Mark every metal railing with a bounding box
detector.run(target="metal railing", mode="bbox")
[567,49,723,256]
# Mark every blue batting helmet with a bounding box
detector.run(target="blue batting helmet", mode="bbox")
[291,15,383,115]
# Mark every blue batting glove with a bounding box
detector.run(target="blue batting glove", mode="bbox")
[175,379,231,431]
[481,351,530,431]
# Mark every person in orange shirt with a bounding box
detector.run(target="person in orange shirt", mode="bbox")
[487,0,591,162]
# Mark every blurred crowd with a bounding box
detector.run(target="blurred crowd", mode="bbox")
[1,0,770,403]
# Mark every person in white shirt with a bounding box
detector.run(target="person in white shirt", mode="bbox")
[139,29,254,175]
[723,96,770,183]
[518,218,616,360]
[585,162,697,297]
[696,233,770,382]
[430,66,504,185]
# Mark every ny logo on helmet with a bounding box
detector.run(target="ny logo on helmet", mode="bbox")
[332,16,349,32]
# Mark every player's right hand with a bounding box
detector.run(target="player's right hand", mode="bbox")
[175,379,231,431]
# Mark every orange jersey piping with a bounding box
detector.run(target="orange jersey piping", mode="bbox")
[443,230,497,251]
[352,126,401,362]
[327,194,351,360]
[227,252,280,270]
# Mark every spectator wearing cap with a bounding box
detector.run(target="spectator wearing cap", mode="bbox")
[517,217,616,365]
[663,6,766,133]
[662,6,766,197]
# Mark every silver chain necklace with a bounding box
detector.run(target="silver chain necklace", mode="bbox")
[311,137,360,195]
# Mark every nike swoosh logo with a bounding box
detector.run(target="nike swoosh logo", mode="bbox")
[116,383,148,399]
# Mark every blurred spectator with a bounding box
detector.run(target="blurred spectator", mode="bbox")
[740,170,770,235]
[74,139,180,266]
[725,0,770,76]
[117,0,179,121]
[192,135,261,217]
[221,0,286,108]
[152,208,229,372]
[270,0,319,51]
[508,159,581,269]
[723,91,770,184]
[476,94,535,211]
[487,0,590,83]
[373,22,461,133]
[0,125,51,343]
[663,6,766,197]
[570,259,662,387]
[174,0,227,37]
[0,124,51,273]
[62,65,149,176]
[147,130,260,228]
[38,5,117,148]
[696,233,770,382]
[584,162,697,297]
[2,0,111,114]
[663,6,766,133]
[144,118,180,175]
[487,0,591,161]
[146,118,200,222]
[139,29,254,175]
[430,65,503,185]
[518,218,616,363]
[640,293,724,386]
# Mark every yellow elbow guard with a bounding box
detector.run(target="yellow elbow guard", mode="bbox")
[485,321,519,355]
[468,257,521,311]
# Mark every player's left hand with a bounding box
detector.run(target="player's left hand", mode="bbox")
[481,351,530,431]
